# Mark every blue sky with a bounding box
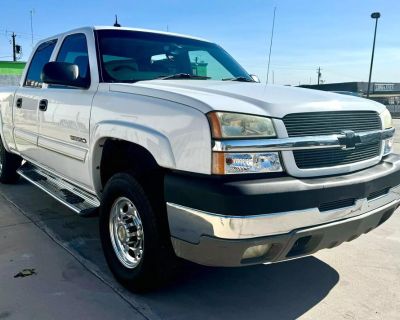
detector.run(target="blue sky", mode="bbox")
[1,0,398,85]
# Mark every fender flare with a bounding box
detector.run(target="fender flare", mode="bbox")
[89,120,176,194]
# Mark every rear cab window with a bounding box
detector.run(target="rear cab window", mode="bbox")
[24,40,57,88]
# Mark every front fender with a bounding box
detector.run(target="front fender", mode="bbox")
[89,120,176,194]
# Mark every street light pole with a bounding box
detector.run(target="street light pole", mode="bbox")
[367,12,381,98]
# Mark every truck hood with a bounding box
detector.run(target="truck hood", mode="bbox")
[109,80,386,118]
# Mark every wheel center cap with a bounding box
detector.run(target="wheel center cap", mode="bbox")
[117,225,127,242]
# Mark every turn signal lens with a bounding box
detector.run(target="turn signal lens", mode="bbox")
[212,152,283,174]
[383,137,394,156]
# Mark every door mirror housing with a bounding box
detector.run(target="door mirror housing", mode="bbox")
[41,62,89,88]
[250,74,260,83]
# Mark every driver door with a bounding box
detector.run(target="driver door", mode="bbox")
[35,32,96,190]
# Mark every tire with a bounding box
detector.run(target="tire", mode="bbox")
[0,137,22,184]
[99,172,176,291]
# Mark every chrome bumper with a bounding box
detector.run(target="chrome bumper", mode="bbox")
[169,200,398,267]
[167,184,400,244]
[165,153,400,267]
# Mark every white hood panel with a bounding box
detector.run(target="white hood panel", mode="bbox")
[110,80,386,118]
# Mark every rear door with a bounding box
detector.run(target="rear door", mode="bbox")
[13,40,57,159]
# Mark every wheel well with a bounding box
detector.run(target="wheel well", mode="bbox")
[100,139,163,190]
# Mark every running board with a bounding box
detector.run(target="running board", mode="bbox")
[17,163,100,216]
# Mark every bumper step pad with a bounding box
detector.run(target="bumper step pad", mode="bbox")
[17,163,100,216]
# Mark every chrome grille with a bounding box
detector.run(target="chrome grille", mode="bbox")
[283,111,382,169]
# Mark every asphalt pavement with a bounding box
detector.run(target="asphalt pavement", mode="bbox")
[0,120,399,320]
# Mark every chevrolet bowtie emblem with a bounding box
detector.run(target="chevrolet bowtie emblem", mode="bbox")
[338,130,361,150]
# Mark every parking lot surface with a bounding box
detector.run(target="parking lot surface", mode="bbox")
[0,120,399,320]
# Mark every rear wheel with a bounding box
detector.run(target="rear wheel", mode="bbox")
[99,172,176,291]
[0,137,22,184]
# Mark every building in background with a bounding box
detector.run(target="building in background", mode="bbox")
[300,82,400,117]
[191,60,208,77]
[0,61,26,86]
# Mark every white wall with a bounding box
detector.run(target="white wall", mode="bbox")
[0,75,21,86]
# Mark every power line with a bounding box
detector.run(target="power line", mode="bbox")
[268,65,316,71]
[0,28,45,39]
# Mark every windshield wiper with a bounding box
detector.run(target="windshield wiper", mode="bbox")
[222,76,254,82]
[157,73,210,80]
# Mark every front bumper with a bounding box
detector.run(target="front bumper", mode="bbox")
[165,154,400,267]
[171,201,397,266]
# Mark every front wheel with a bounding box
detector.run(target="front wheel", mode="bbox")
[0,137,22,184]
[99,172,175,291]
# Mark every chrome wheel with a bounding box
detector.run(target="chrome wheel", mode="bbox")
[109,197,144,269]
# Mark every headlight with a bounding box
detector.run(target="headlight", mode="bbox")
[207,112,276,138]
[212,152,283,174]
[208,112,281,174]
[382,109,393,129]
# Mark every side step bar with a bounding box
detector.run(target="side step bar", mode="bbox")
[17,163,100,216]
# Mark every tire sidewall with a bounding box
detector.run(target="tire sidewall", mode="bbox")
[99,173,161,286]
[0,137,21,184]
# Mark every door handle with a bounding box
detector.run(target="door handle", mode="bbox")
[16,98,22,108]
[39,99,48,111]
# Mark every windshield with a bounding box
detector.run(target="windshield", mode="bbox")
[95,29,252,83]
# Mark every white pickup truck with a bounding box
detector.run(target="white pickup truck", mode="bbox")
[0,26,399,290]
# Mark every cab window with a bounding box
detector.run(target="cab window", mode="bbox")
[56,33,91,86]
[24,40,57,88]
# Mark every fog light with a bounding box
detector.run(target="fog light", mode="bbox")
[383,138,394,156]
[242,244,271,260]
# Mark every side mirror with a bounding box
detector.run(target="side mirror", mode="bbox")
[41,62,88,88]
[250,74,260,83]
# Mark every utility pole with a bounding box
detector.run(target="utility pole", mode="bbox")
[11,32,16,62]
[317,66,322,85]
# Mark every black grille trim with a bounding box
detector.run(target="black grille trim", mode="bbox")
[283,111,382,137]
[367,187,390,200]
[319,198,355,212]
[293,142,381,169]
